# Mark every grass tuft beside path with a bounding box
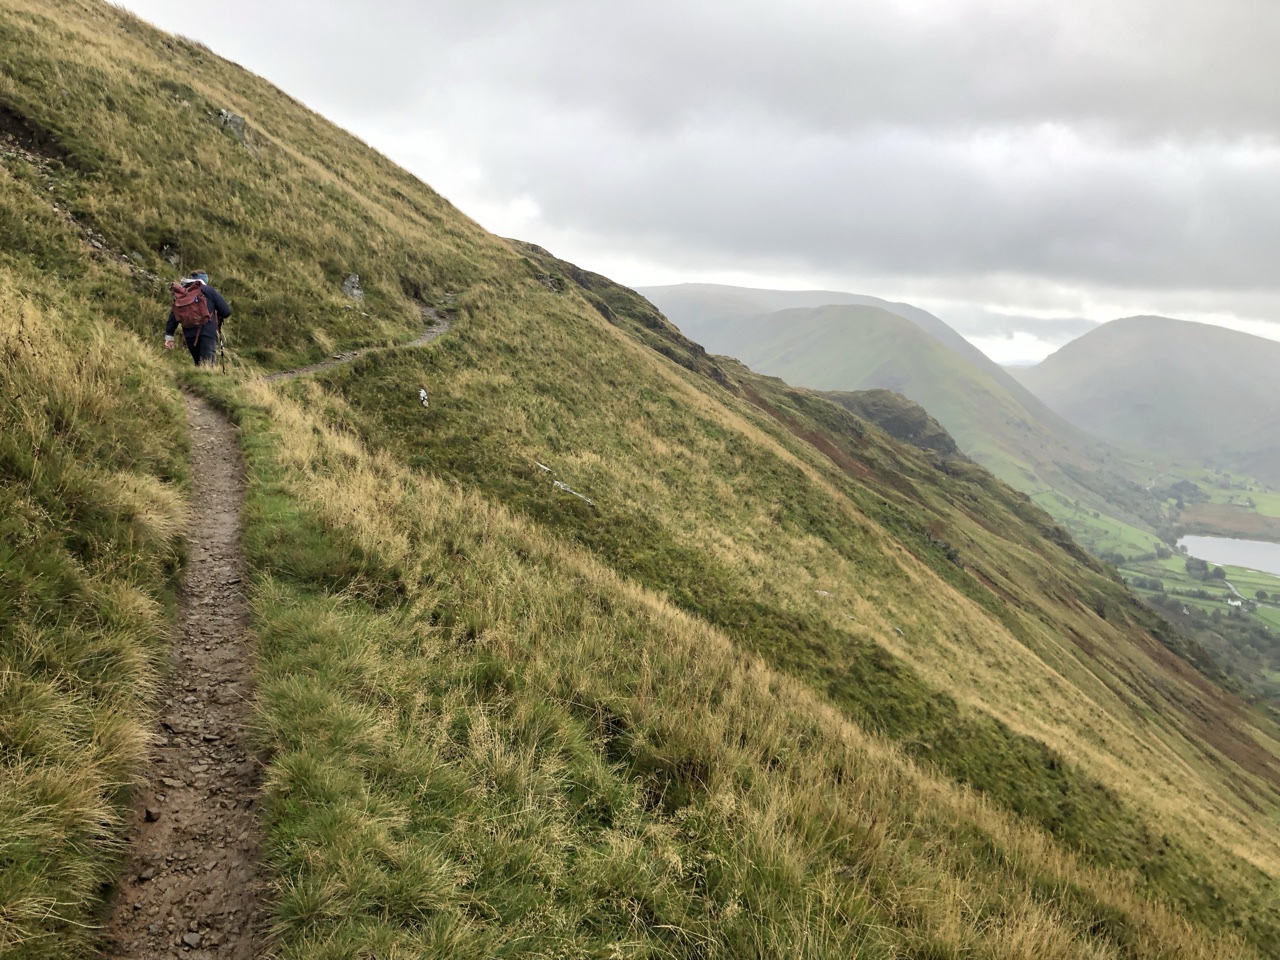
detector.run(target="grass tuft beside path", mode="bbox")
[0,273,186,957]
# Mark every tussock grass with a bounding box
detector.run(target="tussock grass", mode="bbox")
[314,260,1280,925]
[203,376,1259,958]
[0,271,186,957]
[2,0,492,368]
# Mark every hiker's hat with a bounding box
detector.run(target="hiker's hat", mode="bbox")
[190,271,209,283]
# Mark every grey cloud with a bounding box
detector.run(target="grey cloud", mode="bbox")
[471,118,1280,292]
[121,0,1280,356]
[401,0,1280,139]
[941,309,1101,342]
[143,1,1280,136]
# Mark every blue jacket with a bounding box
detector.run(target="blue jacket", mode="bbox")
[165,284,232,339]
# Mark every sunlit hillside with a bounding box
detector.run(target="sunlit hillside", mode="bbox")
[4,2,1280,958]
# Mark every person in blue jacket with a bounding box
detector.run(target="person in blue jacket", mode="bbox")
[164,271,232,366]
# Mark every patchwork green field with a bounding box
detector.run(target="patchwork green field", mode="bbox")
[1119,548,1280,707]
[1030,492,1159,558]
[1180,487,1280,541]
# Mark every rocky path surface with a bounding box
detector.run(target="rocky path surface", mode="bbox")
[102,396,268,960]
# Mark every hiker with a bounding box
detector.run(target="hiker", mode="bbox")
[164,271,231,366]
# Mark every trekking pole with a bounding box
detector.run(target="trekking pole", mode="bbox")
[218,324,226,373]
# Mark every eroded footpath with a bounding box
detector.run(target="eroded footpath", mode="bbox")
[102,395,268,959]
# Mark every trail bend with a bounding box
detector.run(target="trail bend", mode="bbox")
[263,311,452,383]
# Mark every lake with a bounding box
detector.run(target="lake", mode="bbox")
[1177,535,1280,578]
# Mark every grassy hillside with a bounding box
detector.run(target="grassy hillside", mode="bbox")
[0,252,187,953]
[638,282,1018,395]
[631,293,1280,646]
[1012,316,1280,486]
[822,388,963,458]
[639,300,1151,526]
[4,2,1280,958]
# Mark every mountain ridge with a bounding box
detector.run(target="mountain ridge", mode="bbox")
[638,281,1084,430]
[638,289,1153,529]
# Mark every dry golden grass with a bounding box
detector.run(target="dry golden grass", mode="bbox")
[0,267,187,958]
[218,374,1258,957]
[3,0,1280,953]
[315,275,1280,889]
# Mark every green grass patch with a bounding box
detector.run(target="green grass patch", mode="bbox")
[211,378,1269,958]
[0,269,187,959]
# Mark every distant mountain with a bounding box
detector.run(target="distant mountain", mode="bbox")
[1011,316,1280,484]
[636,282,979,363]
[639,286,1145,522]
[638,282,1063,423]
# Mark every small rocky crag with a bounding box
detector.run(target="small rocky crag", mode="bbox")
[217,109,247,143]
[102,396,269,960]
[342,273,364,300]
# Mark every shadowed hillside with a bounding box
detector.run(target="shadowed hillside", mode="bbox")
[1012,316,1280,485]
[821,389,963,458]
[4,3,1280,958]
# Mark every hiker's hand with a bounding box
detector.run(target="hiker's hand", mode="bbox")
[165,337,175,351]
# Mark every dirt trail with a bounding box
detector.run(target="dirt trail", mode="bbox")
[102,312,452,957]
[264,311,452,383]
[102,396,268,960]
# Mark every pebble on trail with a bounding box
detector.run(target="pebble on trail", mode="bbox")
[103,397,267,957]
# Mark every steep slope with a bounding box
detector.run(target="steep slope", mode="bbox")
[0,264,188,955]
[647,299,1150,523]
[3,3,1280,958]
[1012,315,1280,484]
[818,388,963,458]
[639,287,1166,529]
[657,303,1013,456]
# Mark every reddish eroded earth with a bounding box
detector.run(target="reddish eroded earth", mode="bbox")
[102,395,268,960]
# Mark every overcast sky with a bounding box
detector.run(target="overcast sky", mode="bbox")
[121,0,1280,363]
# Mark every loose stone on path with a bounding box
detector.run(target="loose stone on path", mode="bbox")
[102,395,268,960]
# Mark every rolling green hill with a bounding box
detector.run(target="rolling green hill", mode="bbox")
[635,282,985,362]
[1011,315,1280,485]
[638,282,1083,437]
[636,296,1156,530]
[5,3,1280,958]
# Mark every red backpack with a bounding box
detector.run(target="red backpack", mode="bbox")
[171,281,211,330]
